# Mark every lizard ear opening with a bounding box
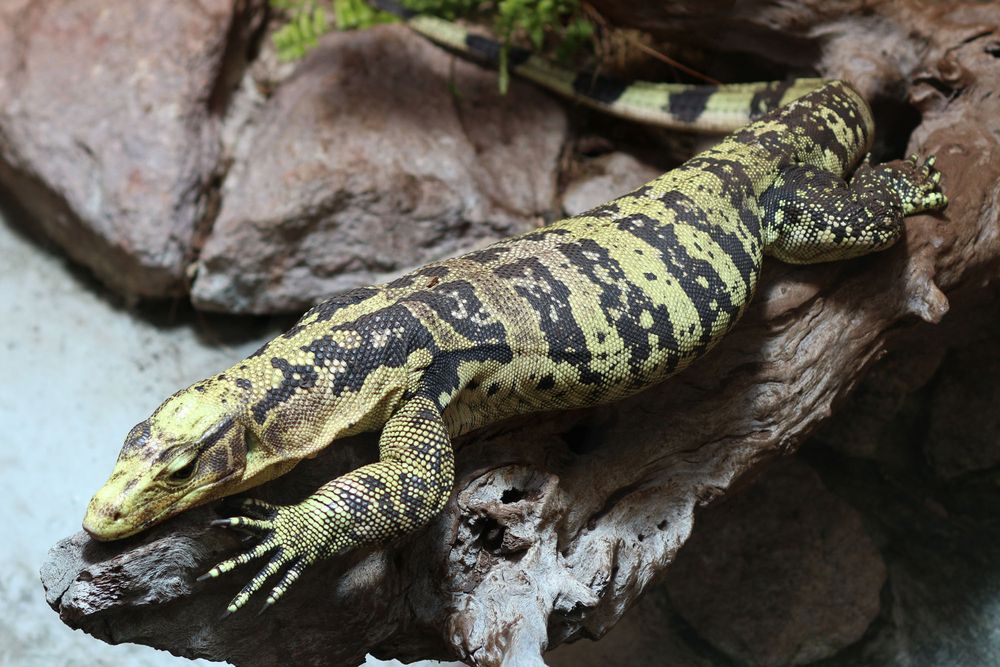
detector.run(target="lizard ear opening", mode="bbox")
[244,428,261,453]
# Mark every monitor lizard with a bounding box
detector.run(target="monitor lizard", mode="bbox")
[83,15,947,616]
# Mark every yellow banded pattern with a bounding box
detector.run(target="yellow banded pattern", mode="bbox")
[404,13,827,132]
[83,80,946,614]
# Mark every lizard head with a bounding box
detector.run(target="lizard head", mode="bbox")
[83,380,271,540]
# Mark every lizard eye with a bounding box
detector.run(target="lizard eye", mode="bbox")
[168,458,197,483]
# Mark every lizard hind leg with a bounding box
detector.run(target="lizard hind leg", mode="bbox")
[762,154,946,265]
[199,395,455,614]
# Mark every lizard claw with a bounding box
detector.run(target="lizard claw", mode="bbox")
[198,496,344,615]
[887,153,947,215]
[261,558,309,609]
[223,547,302,614]
[210,516,274,533]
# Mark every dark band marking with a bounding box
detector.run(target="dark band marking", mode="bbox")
[398,472,431,523]
[298,286,383,328]
[749,80,793,119]
[586,201,621,218]
[404,280,508,348]
[557,238,679,381]
[493,257,602,385]
[301,306,417,397]
[404,281,513,397]
[666,87,715,123]
[656,179,762,291]
[201,417,237,449]
[465,34,532,67]
[616,213,741,352]
[572,71,629,105]
[465,245,513,264]
[742,83,863,171]
[251,358,320,424]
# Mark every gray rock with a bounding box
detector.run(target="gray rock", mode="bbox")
[560,152,661,217]
[191,24,566,314]
[665,459,886,667]
[0,0,265,298]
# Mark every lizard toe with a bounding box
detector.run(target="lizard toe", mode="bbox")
[262,558,309,610]
[197,537,274,584]
[211,516,274,532]
[224,547,297,614]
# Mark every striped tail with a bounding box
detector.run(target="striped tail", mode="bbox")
[400,12,825,133]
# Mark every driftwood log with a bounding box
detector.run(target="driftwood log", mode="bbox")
[40,1,1000,665]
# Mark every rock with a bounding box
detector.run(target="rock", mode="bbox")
[925,341,1000,479]
[548,583,714,667]
[812,346,948,461]
[664,459,886,667]
[190,24,566,314]
[801,342,1000,666]
[0,0,265,298]
[560,152,661,217]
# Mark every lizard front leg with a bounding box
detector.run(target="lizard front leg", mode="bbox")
[762,154,946,264]
[200,395,455,614]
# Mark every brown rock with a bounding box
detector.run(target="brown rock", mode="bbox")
[0,0,264,298]
[548,584,713,667]
[190,24,566,314]
[665,459,886,666]
[926,341,1000,479]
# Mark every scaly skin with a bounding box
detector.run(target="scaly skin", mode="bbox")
[84,80,946,614]
[403,13,827,132]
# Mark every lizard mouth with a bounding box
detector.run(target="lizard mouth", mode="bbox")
[83,472,239,541]
[83,501,174,541]
[84,512,159,541]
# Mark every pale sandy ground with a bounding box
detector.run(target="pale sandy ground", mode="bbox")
[0,205,461,667]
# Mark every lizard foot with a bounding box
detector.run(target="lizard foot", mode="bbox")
[894,153,948,215]
[198,497,347,615]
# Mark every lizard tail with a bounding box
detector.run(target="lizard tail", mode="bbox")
[384,8,825,133]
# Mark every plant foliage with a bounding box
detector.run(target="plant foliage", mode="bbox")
[269,0,593,91]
